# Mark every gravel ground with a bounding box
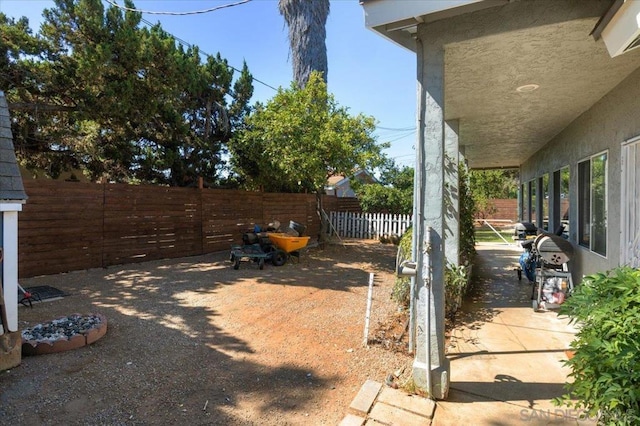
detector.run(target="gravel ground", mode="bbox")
[0,240,411,425]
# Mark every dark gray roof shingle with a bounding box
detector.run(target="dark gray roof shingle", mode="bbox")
[0,91,28,201]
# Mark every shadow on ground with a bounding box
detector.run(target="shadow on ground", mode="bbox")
[1,240,402,425]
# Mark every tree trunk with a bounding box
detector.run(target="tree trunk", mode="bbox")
[278,0,330,87]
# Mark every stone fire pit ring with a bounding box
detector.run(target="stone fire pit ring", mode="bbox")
[21,313,107,356]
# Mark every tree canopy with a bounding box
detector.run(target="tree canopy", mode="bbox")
[1,0,253,186]
[353,160,414,214]
[469,169,519,217]
[228,72,387,193]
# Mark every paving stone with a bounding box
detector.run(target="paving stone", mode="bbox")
[377,387,435,418]
[349,380,383,415]
[338,414,366,426]
[368,401,431,426]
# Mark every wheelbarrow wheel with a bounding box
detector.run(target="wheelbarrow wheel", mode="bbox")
[233,258,240,270]
[271,249,287,267]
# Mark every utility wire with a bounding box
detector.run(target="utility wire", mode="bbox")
[376,125,416,131]
[105,1,280,91]
[384,130,416,144]
[104,0,252,16]
[139,17,279,92]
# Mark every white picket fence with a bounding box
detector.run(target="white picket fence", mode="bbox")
[329,211,412,239]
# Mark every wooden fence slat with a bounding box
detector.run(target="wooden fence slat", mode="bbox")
[19,181,327,278]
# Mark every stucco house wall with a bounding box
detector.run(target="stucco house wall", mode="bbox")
[362,0,640,399]
[520,66,640,280]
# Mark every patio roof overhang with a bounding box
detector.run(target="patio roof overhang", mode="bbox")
[361,0,640,169]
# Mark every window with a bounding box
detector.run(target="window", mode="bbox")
[530,180,537,226]
[559,167,570,238]
[578,152,608,256]
[521,183,529,221]
[542,174,549,231]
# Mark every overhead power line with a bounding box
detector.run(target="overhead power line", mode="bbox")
[376,125,416,131]
[104,0,252,16]
[138,17,279,92]
[385,130,416,144]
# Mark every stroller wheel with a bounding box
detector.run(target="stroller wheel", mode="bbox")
[532,300,539,311]
[517,269,522,281]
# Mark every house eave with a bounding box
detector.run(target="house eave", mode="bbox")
[361,0,510,52]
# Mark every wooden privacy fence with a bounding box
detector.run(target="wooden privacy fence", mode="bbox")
[329,211,412,239]
[19,180,325,278]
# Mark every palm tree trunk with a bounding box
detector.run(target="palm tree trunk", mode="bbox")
[278,0,330,87]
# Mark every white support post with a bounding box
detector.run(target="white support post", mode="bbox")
[412,29,450,400]
[0,206,22,333]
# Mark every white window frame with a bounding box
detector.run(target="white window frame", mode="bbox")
[554,166,570,239]
[577,150,608,257]
[542,173,550,231]
[530,179,537,226]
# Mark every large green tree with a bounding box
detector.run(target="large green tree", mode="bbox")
[2,0,253,186]
[469,169,518,218]
[229,71,386,193]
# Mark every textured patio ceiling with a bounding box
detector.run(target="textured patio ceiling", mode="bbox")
[364,0,640,169]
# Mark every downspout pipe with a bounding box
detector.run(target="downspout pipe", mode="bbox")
[424,226,433,397]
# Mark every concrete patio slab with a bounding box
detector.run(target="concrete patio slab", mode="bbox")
[342,242,591,425]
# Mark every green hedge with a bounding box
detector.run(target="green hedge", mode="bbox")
[555,267,640,424]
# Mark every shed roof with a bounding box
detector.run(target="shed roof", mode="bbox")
[0,91,27,201]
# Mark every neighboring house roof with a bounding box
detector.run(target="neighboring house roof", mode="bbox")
[326,175,345,186]
[0,91,28,201]
[325,170,377,197]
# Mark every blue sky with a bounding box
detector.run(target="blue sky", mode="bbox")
[0,0,417,167]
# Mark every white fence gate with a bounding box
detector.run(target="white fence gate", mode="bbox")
[329,211,412,239]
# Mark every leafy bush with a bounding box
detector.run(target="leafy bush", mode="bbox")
[444,263,470,319]
[458,162,476,266]
[555,267,640,424]
[392,161,476,314]
[393,228,471,317]
[392,228,412,307]
[352,162,414,215]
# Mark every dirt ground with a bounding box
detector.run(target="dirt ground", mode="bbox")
[0,240,412,425]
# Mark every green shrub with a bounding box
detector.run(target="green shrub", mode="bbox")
[392,227,471,316]
[458,162,476,266]
[392,161,476,313]
[555,267,640,424]
[444,263,469,319]
[392,228,412,307]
